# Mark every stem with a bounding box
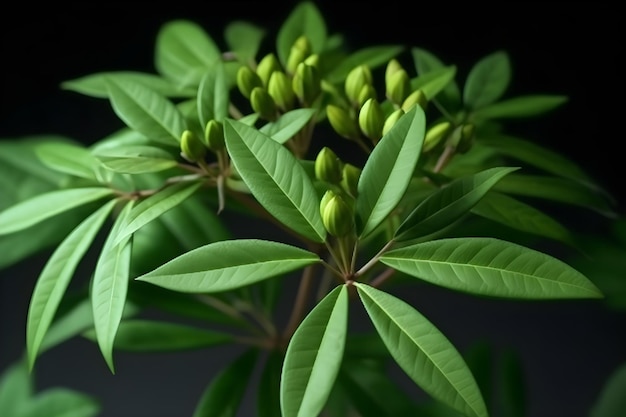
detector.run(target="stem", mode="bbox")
[369,267,397,288]
[433,144,456,173]
[281,263,317,343]
[354,239,395,278]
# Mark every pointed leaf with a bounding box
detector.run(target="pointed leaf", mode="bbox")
[224,20,266,64]
[326,46,405,84]
[0,187,114,236]
[26,199,116,369]
[463,50,511,110]
[0,360,33,417]
[276,1,327,66]
[472,94,568,120]
[136,239,319,293]
[258,351,283,417]
[380,237,603,299]
[192,349,258,417]
[412,47,462,110]
[281,285,348,417]
[197,61,229,128]
[113,180,203,246]
[590,362,626,417]
[356,283,488,417]
[259,108,317,144]
[34,141,101,181]
[411,65,458,101]
[106,77,188,146]
[395,166,519,241]
[16,388,100,417]
[224,119,326,242]
[356,105,426,238]
[94,145,178,174]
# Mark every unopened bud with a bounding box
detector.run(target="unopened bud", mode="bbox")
[320,191,354,237]
[204,120,225,151]
[340,163,361,198]
[268,71,295,111]
[256,53,282,86]
[457,123,475,153]
[304,53,320,69]
[315,147,343,184]
[250,87,279,121]
[357,84,377,108]
[292,62,321,106]
[286,36,312,75]
[236,66,263,99]
[386,69,410,105]
[180,129,207,163]
[385,59,404,86]
[358,98,384,143]
[423,121,451,153]
[345,65,373,106]
[326,104,360,140]
[402,89,428,112]
[382,108,405,136]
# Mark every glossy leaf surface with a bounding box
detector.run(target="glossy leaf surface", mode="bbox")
[94,145,178,174]
[463,50,511,110]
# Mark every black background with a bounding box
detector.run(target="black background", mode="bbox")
[1,2,624,417]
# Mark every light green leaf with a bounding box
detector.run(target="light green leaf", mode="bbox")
[155,19,221,86]
[34,141,101,181]
[197,61,229,129]
[0,187,114,236]
[0,136,68,189]
[258,351,283,417]
[113,180,203,246]
[281,285,348,417]
[356,283,488,417]
[192,349,257,417]
[326,46,405,84]
[25,199,116,370]
[136,239,319,293]
[259,108,317,144]
[472,94,568,120]
[106,77,188,146]
[276,1,327,67]
[16,388,100,417]
[396,167,519,241]
[412,47,462,110]
[94,145,178,174]
[61,71,195,98]
[0,360,32,417]
[224,20,266,65]
[590,362,626,417]
[380,237,603,299]
[463,50,511,110]
[411,65,458,100]
[356,105,426,238]
[224,119,326,243]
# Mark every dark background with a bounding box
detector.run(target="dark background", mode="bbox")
[1,2,624,417]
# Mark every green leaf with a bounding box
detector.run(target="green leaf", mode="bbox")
[94,145,178,174]
[395,166,519,241]
[356,283,488,417]
[25,199,116,370]
[192,349,258,417]
[0,360,32,417]
[258,351,284,417]
[276,1,327,67]
[34,141,102,181]
[91,200,134,373]
[590,362,626,417]
[412,47,462,110]
[326,46,405,84]
[16,388,100,417]
[197,61,229,129]
[61,71,195,98]
[136,239,320,293]
[281,285,348,417]
[224,20,266,65]
[155,19,221,87]
[472,94,568,120]
[411,65,458,101]
[224,119,326,243]
[380,237,603,299]
[113,180,203,246]
[259,108,317,144]
[356,105,426,238]
[471,191,576,246]
[82,319,232,352]
[463,50,511,110]
[106,77,188,146]
[0,187,114,236]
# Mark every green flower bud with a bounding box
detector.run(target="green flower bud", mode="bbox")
[236,65,263,99]
[304,53,320,69]
[340,163,361,198]
[385,59,404,86]
[319,189,335,217]
[315,146,343,184]
[402,89,428,112]
[292,62,321,106]
[358,98,384,143]
[345,65,373,106]
[423,121,452,152]
[326,104,360,140]
[457,123,476,153]
[180,129,206,163]
[268,71,295,111]
[320,190,354,237]
[385,69,410,105]
[357,84,377,108]
[250,87,278,121]
[256,53,282,86]
[204,119,225,151]
[286,36,312,75]
[382,108,405,136]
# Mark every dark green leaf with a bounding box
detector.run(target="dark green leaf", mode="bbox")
[472,94,568,120]
[356,105,426,238]
[356,283,488,417]
[0,360,32,417]
[411,47,462,110]
[94,145,178,174]
[463,50,511,110]
[590,362,626,417]
[326,46,405,84]
[257,351,283,417]
[281,285,348,417]
[224,21,266,65]
[224,119,326,243]
[16,388,100,417]
[259,108,317,144]
[380,237,603,299]
[498,348,526,417]
[276,1,327,67]
[197,61,229,128]
[136,239,320,293]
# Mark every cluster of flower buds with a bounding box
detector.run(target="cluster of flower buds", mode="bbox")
[422,120,476,155]
[236,36,322,121]
[179,118,226,164]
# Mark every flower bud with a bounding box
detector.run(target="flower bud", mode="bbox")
[286,35,312,75]
[315,147,343,184]
[320,190,354,237]
[180,129,206,163]
[345,65,373,106]
[358,98,384,143]
[423,121,451,153]
[340,163,361,198]
[268,71,295,111]
[402,89,428,112]
[304,53,320,69]
[204,120,225,151]
[326,104,360,140]
[357,84,377,108]
[385,69,410,105]
[457,123,475,153]
[236,65,263,99]
[292,62,321,106]
[382,108,405,136]
[256,53,282,86]
[250,87,278,121]
[385,59,404,85]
